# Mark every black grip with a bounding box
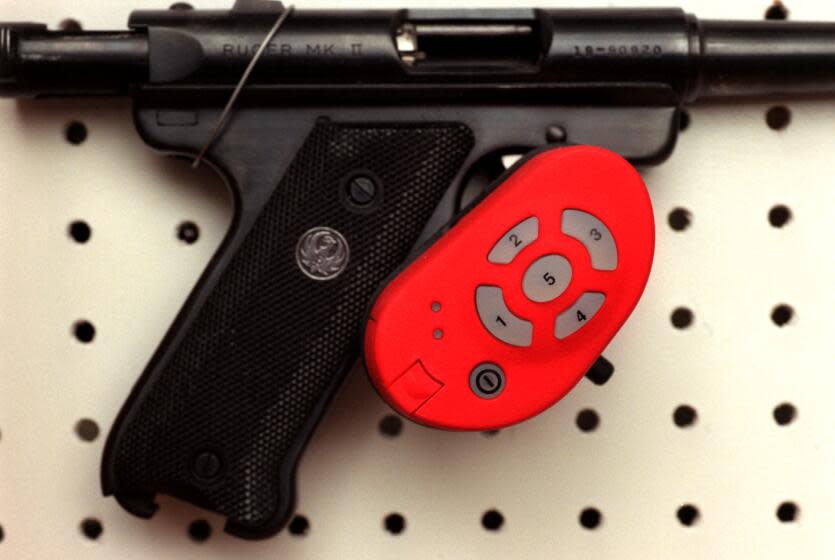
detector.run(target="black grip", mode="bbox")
[102,122,474,538]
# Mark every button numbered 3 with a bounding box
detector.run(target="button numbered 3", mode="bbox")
[562,209,617,271]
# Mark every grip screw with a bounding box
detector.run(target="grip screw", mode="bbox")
[347,175,377,206]
[193,451,222,480]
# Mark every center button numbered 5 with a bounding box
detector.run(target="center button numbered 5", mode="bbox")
[522,254,572,303]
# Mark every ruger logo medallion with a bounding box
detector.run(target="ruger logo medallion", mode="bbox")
[296,227,350,280]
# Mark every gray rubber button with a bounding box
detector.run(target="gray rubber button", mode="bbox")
[475,286,533,347]
[470,362,505,399]
[561,209,618,271]
[522,254,572,303]
[487,216,539,264]
[555,292,606,339]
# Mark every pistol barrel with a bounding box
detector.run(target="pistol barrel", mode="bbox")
[1,6,834,103]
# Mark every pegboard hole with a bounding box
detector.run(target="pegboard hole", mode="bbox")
[765,2,789,20]
[58,18,83,31]
[576,409,600,432]
[579,507,602,530]
[80,518,103,540]
[481,509,504,531]
[766,106,791,131]
[65,121,88,145]
[431,301,442,312]
[68,220,91,243]
[288,515,310,536]
[433,328,444,339]
[768,205,792,228]
[379,414,403,438]
[676,504,700,527]
[771,304,794,327]
[776,501,799,522]
[670,307,694,329]
[73,320,96,343]
[773,403,797,426]
[678,110,691,131]
[187,520,211,543]
[177,221,200,244]
[668,208,691,232]
[673,405,698,428]
[75,419,100,442]
[384,513,406,535]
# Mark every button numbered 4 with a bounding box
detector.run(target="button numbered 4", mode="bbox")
[555,292,606,339]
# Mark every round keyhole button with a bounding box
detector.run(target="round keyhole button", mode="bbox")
[522,254,572,303]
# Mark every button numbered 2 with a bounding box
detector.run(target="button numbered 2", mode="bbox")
[488,217,539,264]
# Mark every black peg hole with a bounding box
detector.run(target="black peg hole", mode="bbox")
[73,320,96,343]
[379,414,403,438]
[288,515,310,536]
[677,504,700,527]
[673,405,697,428]
[766,106,791,131]
[65,121,88,145]
[68,221,91,243]
[773,403,797,426]
[177,221,200,244]
[58,19,83,31]
[678,110,691,131]
[481,509,504,531]
[671,307,694,329]
[765,2,789,20]
[576,409,599,433]
[75,419,99,442]
[384,513,405,535]
[776,502,799,522]
[768,205,792,228]
[80,518,103,540]
[771,304,794,327]
[188,520,211,543]
[668,208,692,232]
[579,507,602,530]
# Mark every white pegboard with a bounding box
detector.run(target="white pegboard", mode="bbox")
[1,0,833,558]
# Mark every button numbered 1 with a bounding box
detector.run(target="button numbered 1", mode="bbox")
[475,286,533,347]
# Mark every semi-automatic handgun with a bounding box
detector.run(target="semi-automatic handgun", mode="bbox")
[1,0,833,539]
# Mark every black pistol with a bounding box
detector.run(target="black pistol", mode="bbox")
[1,0,833,539]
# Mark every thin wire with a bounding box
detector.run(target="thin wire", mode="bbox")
[192,4,295,168]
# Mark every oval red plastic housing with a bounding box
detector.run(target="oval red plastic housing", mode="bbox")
[364,146,654,430]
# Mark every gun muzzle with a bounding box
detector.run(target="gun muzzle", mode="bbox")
[0,24,147,96]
